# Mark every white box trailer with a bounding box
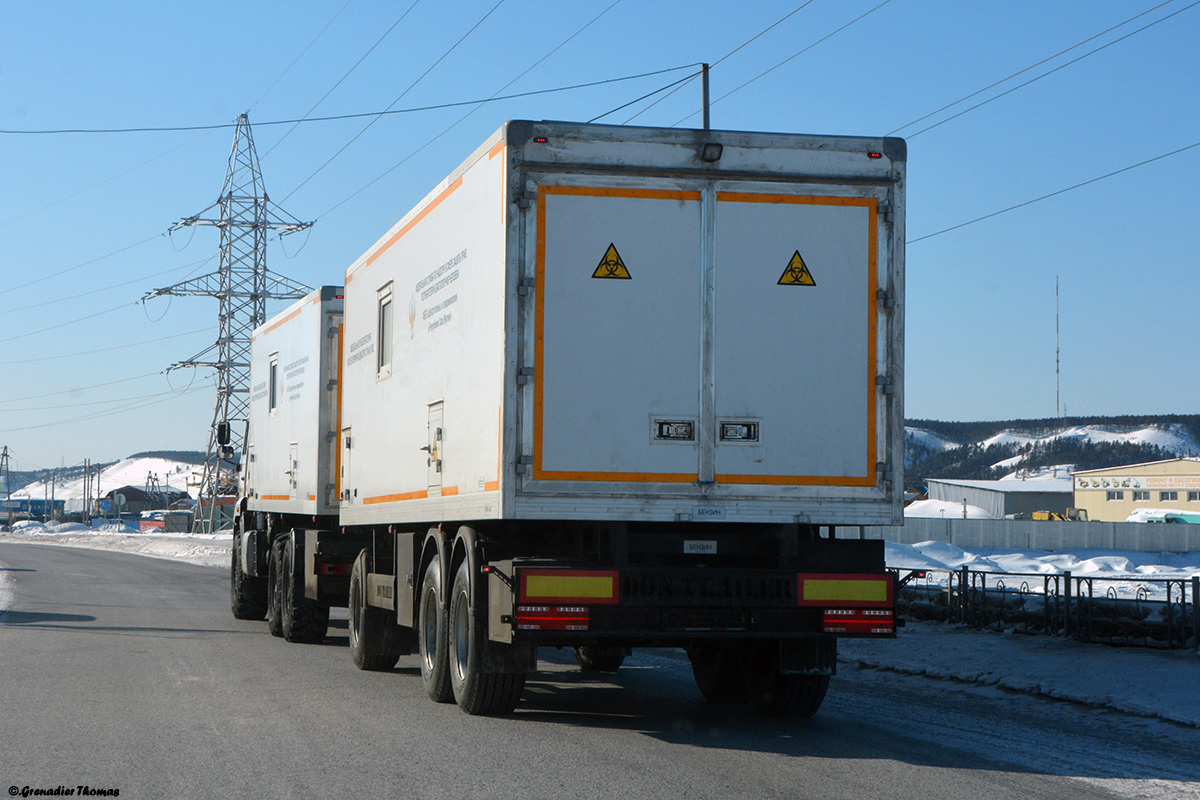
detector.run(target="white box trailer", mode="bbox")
[339,120,903,527]
[232,121,906,719]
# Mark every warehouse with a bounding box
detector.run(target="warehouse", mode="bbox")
[1073,458,1200,522]
[925,478,1073,519]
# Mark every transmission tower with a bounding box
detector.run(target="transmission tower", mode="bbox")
[145,113,313,534]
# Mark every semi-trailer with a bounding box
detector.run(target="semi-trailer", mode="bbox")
[231,119,906,717]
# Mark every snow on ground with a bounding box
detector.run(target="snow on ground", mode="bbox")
[904,426,961,454]
[839,621,1200,727]
[980,424,1199,456]
[2,526,1198,728]
[904,498,996,519]
[12,455,201,511]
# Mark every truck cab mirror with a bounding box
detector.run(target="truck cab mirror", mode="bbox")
[216,421,230,446]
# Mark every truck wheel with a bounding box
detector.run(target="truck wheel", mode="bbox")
[349,551,403,671]
[266,538,284,638]
[743,643,829,718]
[573,646,626,673]
[448,560,525,715]
[231,527,267,621]
[281,535,329,644]
[687,645,748,704]
[418,555,453,703]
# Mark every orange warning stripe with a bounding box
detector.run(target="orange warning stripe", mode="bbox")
[363,490,428,505]
[364,177,463,270]
[260,494,290,501]
[488,140,504,159]
[260,305,304,337]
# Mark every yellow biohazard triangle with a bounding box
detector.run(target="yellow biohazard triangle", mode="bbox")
[592,243,631,279]
[777,250,816,286]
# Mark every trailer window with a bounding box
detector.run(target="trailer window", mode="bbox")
[377,283,393,377]
[269,354,280,416]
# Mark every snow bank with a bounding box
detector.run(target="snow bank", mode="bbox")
[904,498,995,519]
[840,621,1200,727]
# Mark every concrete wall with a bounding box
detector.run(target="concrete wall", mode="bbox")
[837,518,1200,553]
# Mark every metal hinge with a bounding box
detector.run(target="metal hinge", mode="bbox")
[328,327,338,338]
[516,455,533,475]
[517,190,536,210]
[876,289,895,310]
[517,277,536,296]
[325,431,336,442]
[879,200,894,225]
[517,366,535,385]
[876,375,894,395]
[327,379,337,390]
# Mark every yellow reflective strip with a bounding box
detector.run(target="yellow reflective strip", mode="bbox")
[804,579,888,603]
[526,575,614,600]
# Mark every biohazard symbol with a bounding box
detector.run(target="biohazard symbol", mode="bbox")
[591,243,631,280]
[777,250,816,286]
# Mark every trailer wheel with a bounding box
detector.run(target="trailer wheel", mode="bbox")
[448,560,525,715]
[280,535,329,644]
[266,538,284,638]
[348,551,403,671]
[230,526,267,621]
[687,645,748,704]
[743,643,829,718]
[573,646,626,673]
[418,555,453,703]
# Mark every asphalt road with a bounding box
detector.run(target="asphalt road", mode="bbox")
[2,542,1197,800]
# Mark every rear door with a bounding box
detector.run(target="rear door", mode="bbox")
[534,185,702,483]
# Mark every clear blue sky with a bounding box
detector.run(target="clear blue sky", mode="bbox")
[1,0,1197,470]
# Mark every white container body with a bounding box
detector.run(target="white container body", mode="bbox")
[339,121,905,527]
[246,287,344,517]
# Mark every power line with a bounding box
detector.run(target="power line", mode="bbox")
[0,371,166,404]
[249,0,355,113]
[624,2,815,125]
[1,384,210,412]
[589,71,704,123]
[672,0,895,127]
[0,255,216,315]
[0,384,212,433]
[907,139,1200,244]
[281,0,510,203]
[900,0,1200,139]
[261,0,422,159]
[0,234,162,294]
[0,326,209,365]
[886,0,1182,136]
[0,302,140,344]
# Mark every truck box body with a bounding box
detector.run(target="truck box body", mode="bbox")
[339,121,905,528]
[245,286,344,518]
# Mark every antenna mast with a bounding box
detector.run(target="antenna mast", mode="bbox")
[145,114,313,534]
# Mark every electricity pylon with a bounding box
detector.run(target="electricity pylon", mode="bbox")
[145,113,313,534]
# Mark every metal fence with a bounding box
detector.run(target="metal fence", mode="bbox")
[896,568,1200,652]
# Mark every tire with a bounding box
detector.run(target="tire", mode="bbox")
[743,642,829,718]
[231,526,267,621]
[266,538,284,638]
[280,535,329,644]
[688,645,749,704]
[448,560,526,715]
[418,555,453,703]
[349,551,403,671]
[573,646,626,673]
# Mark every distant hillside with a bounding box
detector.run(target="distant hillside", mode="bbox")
[127,450,206,464]
[905,415,1200,489]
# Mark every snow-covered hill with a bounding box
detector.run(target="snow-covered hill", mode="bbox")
[12,456,202,512]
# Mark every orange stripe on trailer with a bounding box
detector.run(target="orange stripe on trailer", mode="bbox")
[307,494,316,501]
[488,140,504,159]
[260,305,304,336]
[440,486,459,497]
[334,323,344,502]
[535,470,698,483]
[542,185,701,202]
[365,177,463,269]
[363,490,428,505]
[715,474,876,487]
[484,480,499,492]
[260,495,290,501]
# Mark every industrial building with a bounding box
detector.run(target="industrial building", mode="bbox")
[1073,458,1200,522]
[925,478,1073,519]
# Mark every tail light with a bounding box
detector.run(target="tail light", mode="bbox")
[824,608,894,635]
[317,562,351,577]
[514,605,589,632]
